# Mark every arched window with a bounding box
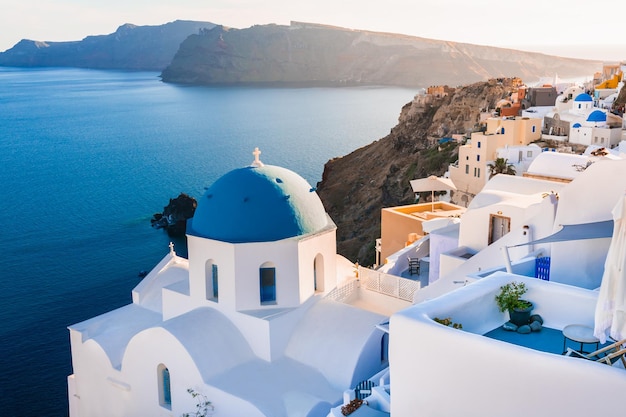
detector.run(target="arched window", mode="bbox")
[260,262,276,304]
[157,364,171,409]
[381,333,389,363]
[212,264,218,300]
[205,260,218,301]
[314,254,324,293]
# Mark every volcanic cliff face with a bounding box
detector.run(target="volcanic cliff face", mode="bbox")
[161,22,599,87]
[316,78,520,265]
[0,20,216,70]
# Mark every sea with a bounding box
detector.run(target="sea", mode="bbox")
[0,67,417,416]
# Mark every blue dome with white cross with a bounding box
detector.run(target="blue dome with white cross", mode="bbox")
[189,151,330,243]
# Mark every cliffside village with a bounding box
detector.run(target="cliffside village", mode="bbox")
[377,63,626,266]
[68,62,626,417]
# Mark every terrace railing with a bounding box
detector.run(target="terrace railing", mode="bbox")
[325,278,359,303]
[358,266,421,302]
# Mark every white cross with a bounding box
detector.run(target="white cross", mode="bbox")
[251,147,264,167]
[169,241,175,255]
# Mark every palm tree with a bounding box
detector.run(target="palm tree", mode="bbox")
[487,158,516,179]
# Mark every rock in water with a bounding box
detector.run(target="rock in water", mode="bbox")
[151,193,197,236]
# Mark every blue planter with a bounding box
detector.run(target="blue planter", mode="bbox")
[509,301,533,326]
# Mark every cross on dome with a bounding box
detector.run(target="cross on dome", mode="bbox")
[169,241,175,256]
[251,147,265,167]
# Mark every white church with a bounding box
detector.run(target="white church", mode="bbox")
[545,91,623,148]
[67,149,392,417]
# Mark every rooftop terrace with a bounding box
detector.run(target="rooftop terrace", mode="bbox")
[390,272,626,416]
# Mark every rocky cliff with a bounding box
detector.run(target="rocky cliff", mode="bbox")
[316,78,520,265]
[161,22,599,87]
[0,20,216,70]
[151,193,197,236]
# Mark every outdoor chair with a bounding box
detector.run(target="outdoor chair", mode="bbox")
[564,338,626,367]
[407,257,420,275]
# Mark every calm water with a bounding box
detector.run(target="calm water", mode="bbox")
[0,67,416,416]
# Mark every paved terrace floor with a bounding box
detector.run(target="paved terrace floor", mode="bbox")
[485,326,612,355]
[398,260,430,289]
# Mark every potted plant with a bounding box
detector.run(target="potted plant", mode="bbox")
[433,317,463,329]
[495,281,533,326]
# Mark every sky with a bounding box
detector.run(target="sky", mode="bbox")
[1,0,625,61]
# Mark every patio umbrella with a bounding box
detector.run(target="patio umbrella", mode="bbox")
[594,195,626,344]
[410,175,457,211]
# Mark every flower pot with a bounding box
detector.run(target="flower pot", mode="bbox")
[509,301,533,326]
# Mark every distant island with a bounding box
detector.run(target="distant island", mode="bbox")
[161,22,601,87]
[0,20,215,70]
[0,20,600,87]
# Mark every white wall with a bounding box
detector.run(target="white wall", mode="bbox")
[284,299,387,390]
[188,227,337,313]
[297,227,338,299]
[428,223,459,284]
[569,125,593,145]
[233,239,299,310]
[69,325,252,417]
[69,331,130,417]
[459,192,556,252]
[187,235,236,308]
[390,273,626,417]
[121,327,263,417]
[550,159,626,289]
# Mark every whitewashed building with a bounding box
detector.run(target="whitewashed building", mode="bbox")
[545,92,623,147]
[67,150,392,417]
[389,158,626,416]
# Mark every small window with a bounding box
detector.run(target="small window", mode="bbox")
[465,164,469,174]
[158,365,171,409]
[212,264,218,299]
[260,267,276,304]
[205,260,218,301]
[474,167,477,177]
[532,125,536,133]
[477,141,481,148]
[477,168,481,178]
[527,151,532,157]
[477,155,480,162]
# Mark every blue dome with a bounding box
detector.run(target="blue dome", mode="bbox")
[572,123,582,128]
[574,93,593,102]
[189,164,329,243]
[587,110,607,122]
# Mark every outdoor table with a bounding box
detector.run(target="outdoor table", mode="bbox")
[562,324,600,354]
